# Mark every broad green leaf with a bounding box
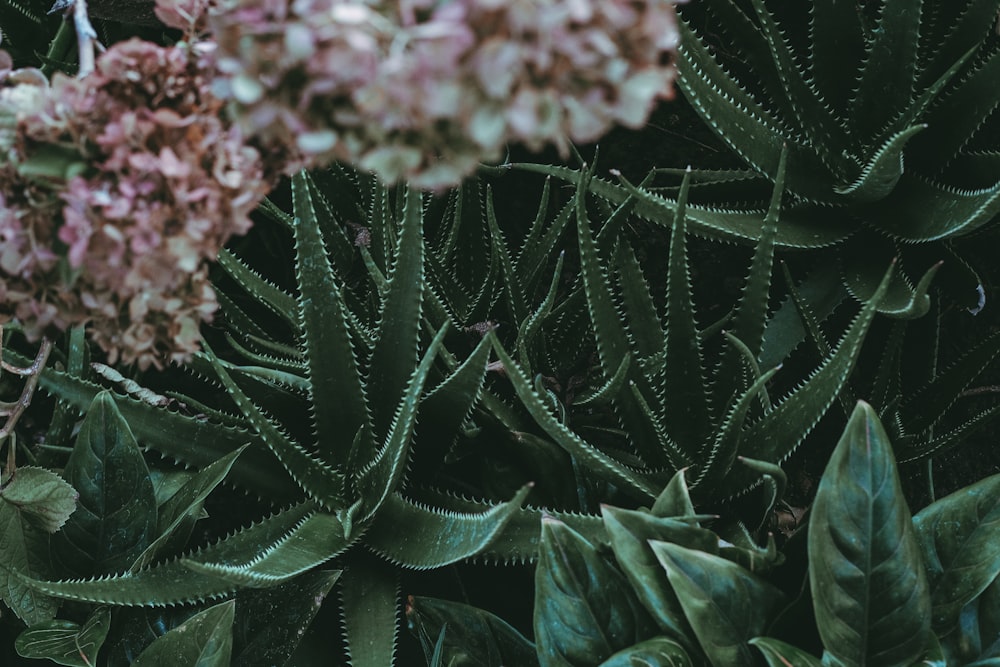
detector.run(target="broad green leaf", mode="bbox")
[939,573,1000,665]
[0,466,77,533]
[232,569,340,667]
[602,505,715,653]
[535,517,656,666]
[407,596,539,667]
[599,636,694,667]
[651,541,785,667]
[913,473,1000,633]
[131,447,246,571]
[749,637,822,667]
[808,402,930,667]
[340,559,398,667]
[15,606,110,667]
[0,501,58,625]
[53,391,156,576]
[650,469,697,519]
[365,485,531,569]
[132,600,234,667]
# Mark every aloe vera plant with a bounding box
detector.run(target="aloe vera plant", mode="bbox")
[409,401,1000,667]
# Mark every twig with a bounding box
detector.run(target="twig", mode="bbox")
[959,385,1000,398]
[0,334,53,444]
[73,0,99,77]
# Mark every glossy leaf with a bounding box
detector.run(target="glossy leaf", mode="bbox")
[749,637,822,667]
[651,541,785,667]
[0,500,58,625]
[599,636,694,667]
[132,600,234,667]
[913,473,1000,633]
[341,559,399,667]
[407,595,539,667]
[808,402,930,667]
[535,517,656,666]
[53,391,157,576]
[15,606,111,667]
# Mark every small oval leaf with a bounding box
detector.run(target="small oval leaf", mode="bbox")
[133,600,235,667]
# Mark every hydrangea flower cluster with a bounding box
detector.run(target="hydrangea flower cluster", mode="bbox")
[208,0,681,189]
[0,39,267,369]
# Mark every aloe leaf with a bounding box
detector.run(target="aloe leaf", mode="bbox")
[53,391,156,576]
[614,242,662,359]
[835,124,926,203]
[44,325,87,448]
[232,569,340,667]
[15,606,110,667]
[651,540,785,667]
[182,510,350,586]
[217,249,298,330]
[366,188,426,444]
[694,364,781,491]
[535,517,656,667]
[23,503,316,606]
[872,174,1000,242]
[406,596,539,667]
[131,447,246,571]
[365,485,531,569]
[660,169,711,453]
[520,199,574,294]
[485,185,527,324]
[850,0,923,139]
[355,324,448,523]
[721,262,892,497]
[913,473,1000,633]
[573,354,631,408]
[292,170,370,468]
[920,0,999,87]
[810,0,864,117]
[898,404,1000,463]
[132,599,234,667]
[602,506,716,654]
[900,328,1000,433]
[808,402,930,667]
[300,170,358,271]
[516,250,565,374]
[492,337,658,502]
[760,263,847,369]
[341,558,398,667]
[204,342,345,509]
[749,637,822,667]
[910,49,1000,168]
[677,21,836,202]
[841,238,940,319]
[747,0,849,172]
[599,636,694,667]
[414,333,491,470]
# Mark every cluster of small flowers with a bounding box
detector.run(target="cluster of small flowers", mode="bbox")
[0,39,268,369]
[208,0,681,189]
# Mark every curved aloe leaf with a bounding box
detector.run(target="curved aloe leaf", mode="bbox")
[913,473,1000,633]
[808,402,930,667]
[365,485,531,570]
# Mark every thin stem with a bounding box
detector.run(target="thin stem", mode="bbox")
[0,335,54,444]
[73,0,98,77]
